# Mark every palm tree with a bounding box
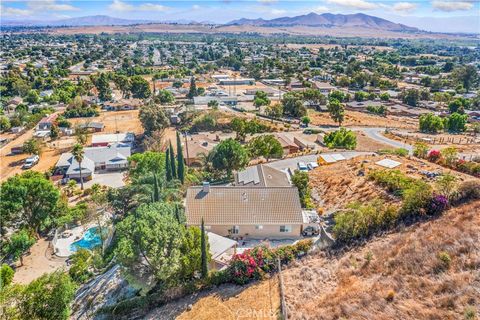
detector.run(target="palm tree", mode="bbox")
[72,143,85,190]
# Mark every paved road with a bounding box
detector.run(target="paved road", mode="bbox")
[355,127,414,154]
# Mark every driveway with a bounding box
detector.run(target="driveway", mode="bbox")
[83,171,126,188]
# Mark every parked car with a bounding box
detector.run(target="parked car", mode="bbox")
[307,162,319,170]
[302,225,320,236]
[22,155,39,169]
[297,162,308,172]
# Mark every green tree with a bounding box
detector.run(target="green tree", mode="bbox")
[210,138,249,178]
[379,92,390,101]
[435,173,457,201]
[115,202,184,285]
[419,113,444,133]
[130,75,151,99]
[445,112,467,133]
[113,74,131,98]
[301,116,311,126]
[169,141,176,179]
[95,73,112,101]
[0,264,14,288]
[327,98,345,126]
[5,229,35,266]
[165,149,172,181]
[207,100,219,109]
[0,116,11,132]
[50,123,59,140]
[282,92,306,117]
[401,89,420,107]
[22,138,41,155]
[323,128,357,150]
[253,90,270,109]
[265,103,283,118]
[20,271,76,320]
[452,65,478,91]
[291,171,312,208]
[127,151,165,181]
[72,143,85,190]
[0,171,60,234]
[187,77,198,99]
[176,132,185,184]
[247,134,283,161]
[155,89,175,104]
[139,102,170,136]
[200,218,208,279]
[25,90,40,104]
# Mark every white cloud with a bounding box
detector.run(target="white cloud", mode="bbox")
[326,0,378,10]
[192,4,201,10]
[138,3,168,12]
[0,5,32,16]
[109,1,169,12]
[271,8,287,15]
[313,6,329,13]
[259,0,278,5]
[28,0,79,11]
[392,2,418,13]
[431,1,474,11]
[109,0,134,12]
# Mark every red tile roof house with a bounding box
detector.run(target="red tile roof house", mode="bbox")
[37,114,58,131]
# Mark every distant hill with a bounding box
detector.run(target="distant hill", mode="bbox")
[228,12,419,32]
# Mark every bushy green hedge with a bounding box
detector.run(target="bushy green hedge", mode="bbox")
[323,128,357,150]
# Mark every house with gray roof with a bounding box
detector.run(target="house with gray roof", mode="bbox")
[234,164,290,187]
[55,146,131,180]
[185,183,304,239]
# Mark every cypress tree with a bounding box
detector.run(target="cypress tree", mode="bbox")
[152,173,160,202]
[165,149,172,181]
[176,131,185,184]
[169,141,176,179]
[201,218,208,279]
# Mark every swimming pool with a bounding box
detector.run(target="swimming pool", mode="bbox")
[70,227,103,252]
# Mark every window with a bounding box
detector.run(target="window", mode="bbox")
[280,225,292,233]
[232,226,240,234]
[255,225,263,230]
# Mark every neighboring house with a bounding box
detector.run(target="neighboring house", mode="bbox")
[234,164,290,187]
[91,133,135,147]
[185,183,304,239]
[55,146,131,180]
[37,114,58,131]
[184,140,216,166]
[274,133,300,155]
[103,99,142,111]
[311,81,336,94]
[218,78,255,85]
[78,122,105,132]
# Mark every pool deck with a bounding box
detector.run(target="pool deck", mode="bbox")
[54,225,93,257]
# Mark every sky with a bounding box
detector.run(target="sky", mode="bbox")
[1,0,479,33]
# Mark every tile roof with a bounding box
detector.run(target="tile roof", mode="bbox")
[185,186,303,226]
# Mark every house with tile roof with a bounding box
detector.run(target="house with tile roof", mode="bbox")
[185,184,304,239]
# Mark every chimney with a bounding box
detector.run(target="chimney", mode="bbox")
[202,181,210,193]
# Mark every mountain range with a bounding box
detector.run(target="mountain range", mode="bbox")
[228,13,419,32]
[2,13,419,32]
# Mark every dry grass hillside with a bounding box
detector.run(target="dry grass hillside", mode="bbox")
[282,200,480,320]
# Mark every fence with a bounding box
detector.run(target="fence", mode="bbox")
[277,258,288,320]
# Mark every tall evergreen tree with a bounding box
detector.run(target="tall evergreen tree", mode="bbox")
[201,218,208,279]
[152,173,160,202]
[169,141,176,179]
[176,132,185,184]
[165,150,172,181]
[187,77,197,99]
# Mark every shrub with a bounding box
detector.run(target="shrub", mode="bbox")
[207,269,231,286]
[378,148,408,157]
[68,249,94,284]
[427,150,441,162]
[385,290,395,302]
[437,251,451,271]
[366,105,387,116]
[427,194,448,215]
[453,180,480,204]
[419,113,444,133]
[230,248,267,285]
[413,142,429,159]
[0,264,14,287]
[323,128,357,150]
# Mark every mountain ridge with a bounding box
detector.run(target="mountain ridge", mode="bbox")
[228,12,419,32]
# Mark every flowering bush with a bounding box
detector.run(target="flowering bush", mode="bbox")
[427,150,441,162]
[230,248,266,285]
[427,194,448,215]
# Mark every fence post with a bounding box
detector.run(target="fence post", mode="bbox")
[277,258,288,320]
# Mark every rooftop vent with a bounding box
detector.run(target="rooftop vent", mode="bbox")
[202,181,210,193]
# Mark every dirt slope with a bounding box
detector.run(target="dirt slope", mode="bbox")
[282,200,480,319]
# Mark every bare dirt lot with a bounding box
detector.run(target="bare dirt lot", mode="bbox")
[308,110,418,129]
[282,200,480,319]
[309,154,473,213]
[68,110,144,134]
[146,276,280,320]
